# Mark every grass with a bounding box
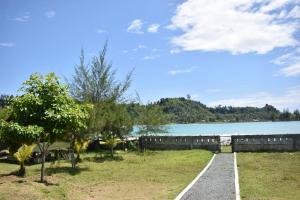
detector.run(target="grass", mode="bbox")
[0,150,212,200]
[237,152,300,200]
[221,145,232,153]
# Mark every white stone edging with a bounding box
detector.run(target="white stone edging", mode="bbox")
[234,152,241,200]
[174,153,216,200]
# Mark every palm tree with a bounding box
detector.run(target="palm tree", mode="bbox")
[74,139,89,162]
[13,144,35,176]
[102,135,122,157]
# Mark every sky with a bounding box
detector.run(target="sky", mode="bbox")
[0,0,300,111]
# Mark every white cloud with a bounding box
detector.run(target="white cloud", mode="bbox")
[279,62,300,77]
[147,24,160,33]
[143,54,160,60]
[170,48,181,54]
[286,5,300,18]
[127,19,143,34]
[168,66,197,75]
[0,43,14,48]
[123,50,129,54]
[45,10,55,18]
[138,45,147,49]
[13,12,30,22]
[97,29,106,34]
[169,0,299,54]
[272,48,300,77]
[208,85,300,111]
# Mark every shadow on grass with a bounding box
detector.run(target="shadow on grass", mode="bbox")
[83,153,124,163]
[0,170,19,178]
[132,150,158,157]
[45,166,90,176]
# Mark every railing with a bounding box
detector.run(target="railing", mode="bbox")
[139,136,221,152]
[232,134,300,152]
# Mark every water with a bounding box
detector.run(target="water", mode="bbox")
[132,121,300,136]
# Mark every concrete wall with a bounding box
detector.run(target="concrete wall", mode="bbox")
[139,136,221,152]
[232,134,300,152]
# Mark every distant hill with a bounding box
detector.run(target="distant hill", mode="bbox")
[127,97,300,124]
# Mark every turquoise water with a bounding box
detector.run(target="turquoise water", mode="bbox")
[133,121,300,136]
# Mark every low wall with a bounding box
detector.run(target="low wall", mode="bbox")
[139,136,221,152]
[232,134,300,152]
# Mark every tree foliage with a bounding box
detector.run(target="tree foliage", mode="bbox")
[69,42,132,103]
[0,73,90,182]
[136,105,168,136]
[13,144,36,176]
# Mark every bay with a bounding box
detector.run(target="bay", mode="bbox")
[132,121,300,136]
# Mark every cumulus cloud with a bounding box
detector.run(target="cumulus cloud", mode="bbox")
[127,19,143,34]
[13,12,30,22]
[168,66,197,75]
[0,43,14,48]
[208,85,300,111]
[45,10,55,18]
[147,24,160,33]
[169,0,299,54]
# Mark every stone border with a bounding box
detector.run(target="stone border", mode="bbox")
[234,152,241,200]
[174,154,216,200]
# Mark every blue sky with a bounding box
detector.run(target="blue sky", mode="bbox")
[0,0,300,111]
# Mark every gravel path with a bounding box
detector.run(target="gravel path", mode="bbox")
[179,153,236,200]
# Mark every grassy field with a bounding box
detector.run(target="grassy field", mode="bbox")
[0,150,212,200]
[237,152,300,200]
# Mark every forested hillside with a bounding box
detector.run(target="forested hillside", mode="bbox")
[127,97,300,124]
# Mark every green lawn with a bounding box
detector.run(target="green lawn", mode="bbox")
[0,150,212,200]
[237,152,300,200]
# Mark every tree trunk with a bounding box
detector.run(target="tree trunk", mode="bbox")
[70,135,76,168]
[111,146,114,158]
[76,153,80,162]
[18,162,25,177]
[40,147,45,182]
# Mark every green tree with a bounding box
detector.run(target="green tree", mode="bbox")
[68,43,134,154]
[294,109,300,120]
[0,73,90,182]
[13,144,36,176]
[92,99,133,157]
[69,42,132,103]
[74,138,89,162]
[137,105,168,136]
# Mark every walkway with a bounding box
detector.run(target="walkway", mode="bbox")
[179,153,236,200]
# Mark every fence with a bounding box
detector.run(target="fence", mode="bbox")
[139,136,221,151]
[231,134,300,152]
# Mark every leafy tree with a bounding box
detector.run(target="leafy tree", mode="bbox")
[0,73,90,182]
[13,144,36,176]
[0,95,13,108]
[91,99,133,156]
